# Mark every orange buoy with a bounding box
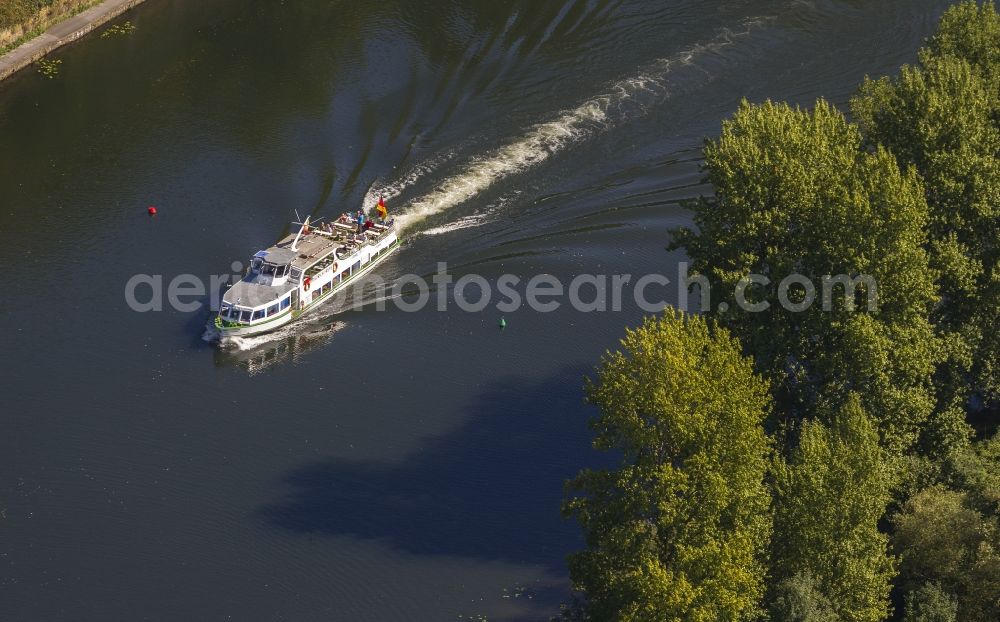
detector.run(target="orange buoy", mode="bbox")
[147,206,157,215]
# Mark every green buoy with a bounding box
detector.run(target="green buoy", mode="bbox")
[499,317,507,329]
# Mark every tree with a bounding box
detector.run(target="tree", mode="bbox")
[768,572,839,622]
[941,432,1000,514]
[769,396,896,622]
[851,1,1000,442]
[925,0,1000,90]
[902,583,958,622]
[670,99,939,454]
[892,485,1000,622]
[562,310,772,621]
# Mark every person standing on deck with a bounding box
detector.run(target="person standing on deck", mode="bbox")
[356,210,366,233]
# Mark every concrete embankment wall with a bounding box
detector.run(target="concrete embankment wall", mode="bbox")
[0,0,147,82]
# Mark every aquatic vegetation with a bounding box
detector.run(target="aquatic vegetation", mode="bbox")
[36,58,61,78]
[100,21,135,38]
[500,584,532,600]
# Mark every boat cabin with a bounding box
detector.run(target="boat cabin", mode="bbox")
[249,248,296,287]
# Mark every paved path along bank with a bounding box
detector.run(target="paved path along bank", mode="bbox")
[0,0,148,82]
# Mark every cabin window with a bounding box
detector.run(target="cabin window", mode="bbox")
[322,282,331,294]
[267,303,280,316]
[253,309,266,321]
[251,259,262,272]
[290,268,302,283]
[352,260,361,273]
[221,304,232,318]
[280,297,290,310]
[239,309,252,323]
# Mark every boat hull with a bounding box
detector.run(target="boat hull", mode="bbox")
[216,309,296,340]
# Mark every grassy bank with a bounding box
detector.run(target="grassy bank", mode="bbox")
[0,0,103,54]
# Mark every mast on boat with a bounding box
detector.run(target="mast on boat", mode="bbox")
[290,215,310,252]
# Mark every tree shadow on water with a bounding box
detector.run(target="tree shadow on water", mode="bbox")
[258,366,611,571]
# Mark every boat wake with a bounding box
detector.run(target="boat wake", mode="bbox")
[204,317,347,352]
[419,191,519,237]
[419,212,494,237]
[363,149,461,212]
[374,19,766,234]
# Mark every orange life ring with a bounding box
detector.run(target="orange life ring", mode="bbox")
[303,276,311,291]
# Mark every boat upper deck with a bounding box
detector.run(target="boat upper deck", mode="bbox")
[267,218,395,274]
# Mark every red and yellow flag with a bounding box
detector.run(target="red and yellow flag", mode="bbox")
[376,195,388,219]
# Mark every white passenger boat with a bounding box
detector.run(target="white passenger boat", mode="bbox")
[214,211,399,341]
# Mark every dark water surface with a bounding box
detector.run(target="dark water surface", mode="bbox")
[0,0,952,619]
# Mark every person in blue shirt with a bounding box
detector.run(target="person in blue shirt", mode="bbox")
[356,210,366,233]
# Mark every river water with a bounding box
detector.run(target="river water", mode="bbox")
[0,1,953,619]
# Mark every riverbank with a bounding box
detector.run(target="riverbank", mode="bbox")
[0,0,147,82]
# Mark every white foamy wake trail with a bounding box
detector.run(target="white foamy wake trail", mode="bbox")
[420,191,521,236]
[384,21,762,233]
[420,214,490,237]
[362,149,460,212]
[393,101,606,232]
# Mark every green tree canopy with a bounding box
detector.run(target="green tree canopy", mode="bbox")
[941,432,1000,513]
[902,583,959,622]
[768,571,839,622]
[892,484,1000,622]
[562,310,772,621]
[925,0,1000,89]
[852,0,1000,434]
[670,99,939,453]
[770,396,896,622]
